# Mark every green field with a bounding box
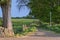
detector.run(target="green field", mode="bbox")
[0,19,60,34]
[12,19,39,34]
[12,19,39,26]
[0,19,39,35]
[0,19,39,26]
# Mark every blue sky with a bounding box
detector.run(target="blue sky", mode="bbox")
[0,0,30,17]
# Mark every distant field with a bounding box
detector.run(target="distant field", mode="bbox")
[0,19,39,26]
[12,19,39,22]
[12,19,39,26]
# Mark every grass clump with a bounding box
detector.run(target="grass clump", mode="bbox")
[14,26,37,36]
[39,24,60,33]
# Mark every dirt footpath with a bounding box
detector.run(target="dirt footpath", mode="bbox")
[0,29,60,40]
[0,37,60,40]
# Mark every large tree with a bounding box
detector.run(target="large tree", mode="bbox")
[0,0,14,37]
[0,0,28,37]
[29,0,60,23]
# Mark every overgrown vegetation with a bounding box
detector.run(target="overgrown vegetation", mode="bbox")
[39,24,60,33]
[12,19,38,36]
[29,0,60,24]
[0,19,60,36]
[0,19,38,36]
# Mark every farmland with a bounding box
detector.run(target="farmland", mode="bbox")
[0,19,39,36]
[0,19,60,36]
[0,19,39,26]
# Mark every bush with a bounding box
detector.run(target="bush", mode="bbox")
[13,26,23,34]
[38,24,60,33]
[22,26,37,35]
[13,25,37,36]
[28,26,37,32]
[39,24,48,30]
[49,25,60,33]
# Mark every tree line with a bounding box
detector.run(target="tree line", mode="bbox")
[28,0,60,24]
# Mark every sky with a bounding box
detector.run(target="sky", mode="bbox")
[0,0,30,17]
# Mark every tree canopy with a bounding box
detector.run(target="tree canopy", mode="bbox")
[29,0,60,23]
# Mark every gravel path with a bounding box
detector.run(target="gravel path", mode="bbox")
[0,37,60,40]
[29,29,60,37]
[0,29,60,40]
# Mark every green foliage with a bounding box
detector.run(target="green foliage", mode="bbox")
[57,6,60,12]
[9,19,38,35]
[0,0,7,5]
[0,19,2,26]
[49,25,60,33]
[28,26,37,32]
[39,24,49,30]
[13,26,37,36]
[29,0,60,23]
[13,26,23,34]
[21,26,37,35]
[39,24,60,33]
[12,19,39,26]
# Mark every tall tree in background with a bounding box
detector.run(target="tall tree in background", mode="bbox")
[29,0,60,23]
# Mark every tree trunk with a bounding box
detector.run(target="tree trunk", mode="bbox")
[1,0,14,37]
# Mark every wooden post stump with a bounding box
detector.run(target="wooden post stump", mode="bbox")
[22,24,28,31]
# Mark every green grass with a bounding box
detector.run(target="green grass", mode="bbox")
[1,19,60,35]
[12,19,60,34]
[39,24,60,33]
[13,26,23,34]
[12,19,38,35]
[12,19,39,22]
[0,19,39,26]
[0,19,38,36]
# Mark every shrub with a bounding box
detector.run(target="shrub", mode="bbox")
[28,26,37,32]
[13,26,23,34]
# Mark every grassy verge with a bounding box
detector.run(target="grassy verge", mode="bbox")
[13,26,37,37]
[39,24,60,33]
